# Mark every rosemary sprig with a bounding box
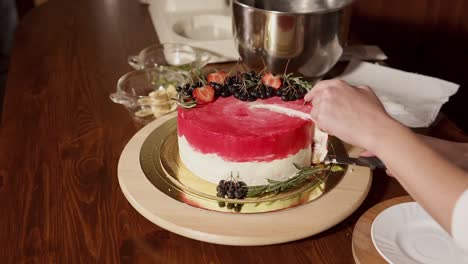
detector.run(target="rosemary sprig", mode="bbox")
[190,67,207,85]
[281,74,312,93]
[246,163,343,198]
[173,93,197,109]
[172,68,206,109]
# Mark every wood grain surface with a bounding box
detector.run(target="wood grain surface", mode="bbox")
[0,0,464,263]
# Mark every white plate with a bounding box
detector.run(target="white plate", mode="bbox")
[371,202,468,264]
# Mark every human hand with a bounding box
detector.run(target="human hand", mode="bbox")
[304,80,399,152]
[360,150,395,176]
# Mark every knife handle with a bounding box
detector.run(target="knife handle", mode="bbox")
[358,157,386,170]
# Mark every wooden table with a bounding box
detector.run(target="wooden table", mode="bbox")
[0,0,465,263]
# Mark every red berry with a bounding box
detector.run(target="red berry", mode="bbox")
[261,73,282,89]
[192,85,215,104]
[207,71,228,85]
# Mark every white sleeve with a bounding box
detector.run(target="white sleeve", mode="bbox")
[452,189,468,251]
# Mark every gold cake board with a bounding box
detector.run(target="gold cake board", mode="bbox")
[118,112,372,246]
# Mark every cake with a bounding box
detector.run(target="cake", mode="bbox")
[177,96,318,186]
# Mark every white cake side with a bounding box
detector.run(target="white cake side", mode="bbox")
[178,135,312,186]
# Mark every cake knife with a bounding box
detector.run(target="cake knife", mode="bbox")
[324,155,386,170]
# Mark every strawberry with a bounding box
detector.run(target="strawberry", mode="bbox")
[261,73,282,89]
[192,85,215,104]
[207,71,228,85]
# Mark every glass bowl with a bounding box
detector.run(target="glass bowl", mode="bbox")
[127,43,211,71]
[110,67,186,124]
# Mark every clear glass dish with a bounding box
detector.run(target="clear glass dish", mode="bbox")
[110,67,186,124]
[127,43,211,71]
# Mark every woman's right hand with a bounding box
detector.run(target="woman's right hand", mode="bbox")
[304,80,400,153]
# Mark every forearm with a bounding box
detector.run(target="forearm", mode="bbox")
[371,120,468,233]
[419,135,468,171]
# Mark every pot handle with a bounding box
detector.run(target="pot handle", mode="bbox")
[127,55,140,70]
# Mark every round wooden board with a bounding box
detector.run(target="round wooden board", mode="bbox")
[352,196,414,264]
[118,112,372,246]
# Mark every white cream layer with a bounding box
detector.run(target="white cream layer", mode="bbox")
[178,135,311,186]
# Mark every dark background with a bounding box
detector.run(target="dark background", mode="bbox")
[351,0,468,132]
[6,0,468,132]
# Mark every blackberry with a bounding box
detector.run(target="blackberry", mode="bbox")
[217,190,226,198]
[276,87,283,97]
[266,88,273,97]
[224,180,232,189]
[227,190,235,199]
[226,74,242,86]
[281,94,289,101]
[234,189,244,199]
[234,204,243,212]
[218,180,226,187]
[259,86,267,98]
[220,91,231,97]
[288,93,295,101]
[216,175,248,201]
[211,83,224,93]
[228,85,238,93]
[243,71,256,80]
[227,203,235,209]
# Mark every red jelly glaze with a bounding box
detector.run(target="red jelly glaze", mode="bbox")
[178,97,314,162]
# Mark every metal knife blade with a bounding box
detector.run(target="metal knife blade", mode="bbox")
[325,155,386,170]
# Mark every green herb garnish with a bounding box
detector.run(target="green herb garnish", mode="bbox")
[173,93,197,109]
[246,163,343,198]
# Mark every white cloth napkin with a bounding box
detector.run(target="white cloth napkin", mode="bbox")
[338,60,459,127]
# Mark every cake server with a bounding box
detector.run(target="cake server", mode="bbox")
[324,155,386,170]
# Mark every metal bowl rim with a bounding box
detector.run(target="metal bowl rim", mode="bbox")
[233,0,355,15]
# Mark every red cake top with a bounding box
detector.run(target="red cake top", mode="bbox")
[178,97,313,162]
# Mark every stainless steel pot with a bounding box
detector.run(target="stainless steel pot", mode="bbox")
[232,0,353,78]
